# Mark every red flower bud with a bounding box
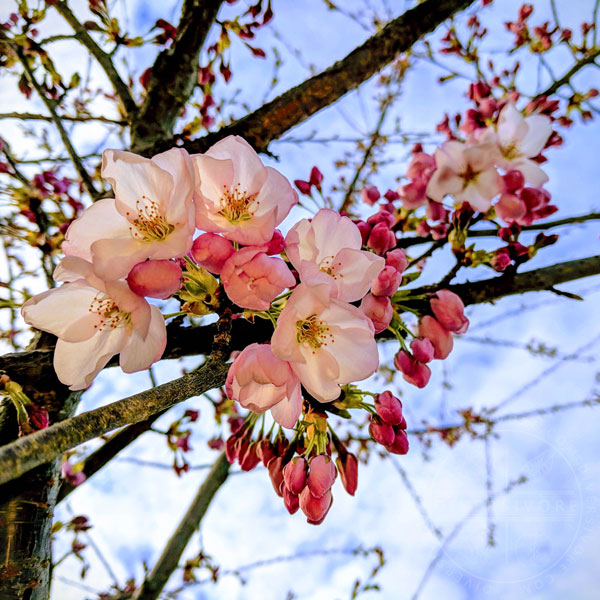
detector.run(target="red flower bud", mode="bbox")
[283,457,308,495]
[374,391,404,426]
[336,452,358,496]
[307,455,337,498]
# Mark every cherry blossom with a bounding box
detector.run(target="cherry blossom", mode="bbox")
[481,102,553,186]
[285,209,384,302]
[21,279,166,390]
[271,283,378,402]
[426,140,502,212]
[225,343,302,429]
[62,148,196,280]
[192,136,297,245]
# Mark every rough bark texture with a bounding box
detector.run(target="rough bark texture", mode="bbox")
[130,0,224,152]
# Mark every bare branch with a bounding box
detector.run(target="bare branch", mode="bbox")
[0,111,126,125]
[177,0,477,156]
[131,0,225,152]
[52,1,137,117]
[131,452,230,600]
[537,47,600,98]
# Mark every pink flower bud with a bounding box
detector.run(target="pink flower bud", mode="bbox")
[491,248,511,272]
[386,429,409,455]
[426,200,449,222]
[375,391,404,426]
[283,485,300,514]
[225,433,240,463]
[385,249,408,274]
[263,229,285,255]
[502,169,525,193]
[369,418,395,446]
[371,266,401,297]
[367,222,396,255]
[336,452,358,496]
[419,315,454,359]
[496,193,526,223]
[307,455,337,498]
[430,290,469,334]
[309,166,323,190]
[355,220,371,245]
[294,179,312,195]
[221,248,296,311]
[283,457,308,495]
[191,233,235,274]
[28,404,50,430]
[299,487,333,524]
[367,210,395,228]
[126,260,182,299]
[239,441,261,471]
[256,438,276,467]
[410,338,434,364]
[359,293,393,334]
[384,189,400,202]
[393,351,432,388]
[361,185,380,205]
[268,456,285,497]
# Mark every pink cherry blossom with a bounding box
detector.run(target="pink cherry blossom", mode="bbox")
[62,148,196,281]
[430,290,469,334]
[482,102,553,186]
[221,247,295,311]
[192,136,297,245]
[190,233,234,274]
[126,259,182,299]
[359,293,393,333]
[398,152,436,209]
[285,209,384,302]
[21,278,166,390]
[418,315,454,360]
[225,343,302,429]
[426,140,502,212]
[271,283,378,402]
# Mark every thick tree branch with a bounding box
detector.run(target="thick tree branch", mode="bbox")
[132,452,230,600]
[52,1,137,117]
[176,0,476,156]
[0,361,229,487]
[130,0,224,152]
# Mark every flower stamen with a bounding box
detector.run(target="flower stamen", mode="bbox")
[88,295,132,331]
[218,183,260,224]
[125,195,174,242]
[296,314,333,350]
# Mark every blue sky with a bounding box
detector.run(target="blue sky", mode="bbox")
[1,0,600,598]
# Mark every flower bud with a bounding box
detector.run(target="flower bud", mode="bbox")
[299,487,333,524]
[359,293,393,334]
[394,351,432,388]
[336,452,358,496]
[263,229,285,255]
[307,455,337,498]
[354,220,371,245]
[267,456,285,497]
[371,266,401,297]
[190,233,234,274]
[256,438,276,467]
[283,457,308,495]
[309,166,323,190]
[430,290,469,334]
[419,316,454,359]
[385,249,408,274]
[283,485,300,514]
[410,338,434,364]
[367,222,396,255]
[386,429,409,455]
[369,418,395,446]
[375,391,403,426]
[127,260,182,299]
[361,185,380,205]
[239,441,261,471]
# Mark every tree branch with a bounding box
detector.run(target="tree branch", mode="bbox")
[0,361,229,487]
[0,111,125,125]
[537,47,600,98]
[176,0,476,156]
[52,1,137,117]
[131,452,230,600]
[130,0,224,152]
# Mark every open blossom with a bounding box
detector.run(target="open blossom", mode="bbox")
[398,152,436,209]
[192,136,297,245]
[480,102,553,186]
[285,209,384,302]
[21,277,166,390]
[221,247,296,310]
[62,148,195,281]
[271,283,378,402]
[426,140,501,212]
[225,343,302,429]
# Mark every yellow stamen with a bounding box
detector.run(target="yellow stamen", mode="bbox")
[125,195,174,242]
[88,295,132,332]
[296,314,334,350]
[217,183,260,224]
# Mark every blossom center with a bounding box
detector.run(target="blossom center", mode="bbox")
[459,163,479,188]
[319,256,344,279]
[88,295,132,332]
[126,196,174,242]
[296,314,333,350]
[218,184,260,224]
[500,142,521,161]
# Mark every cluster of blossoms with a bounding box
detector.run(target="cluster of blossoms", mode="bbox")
[20,97,556,521]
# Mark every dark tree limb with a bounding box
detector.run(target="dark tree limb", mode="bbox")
[172,0,476,156]
[52,1,137,118]
[0,362,229,487]
[131,453,230,600]
[130,0,225,152]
